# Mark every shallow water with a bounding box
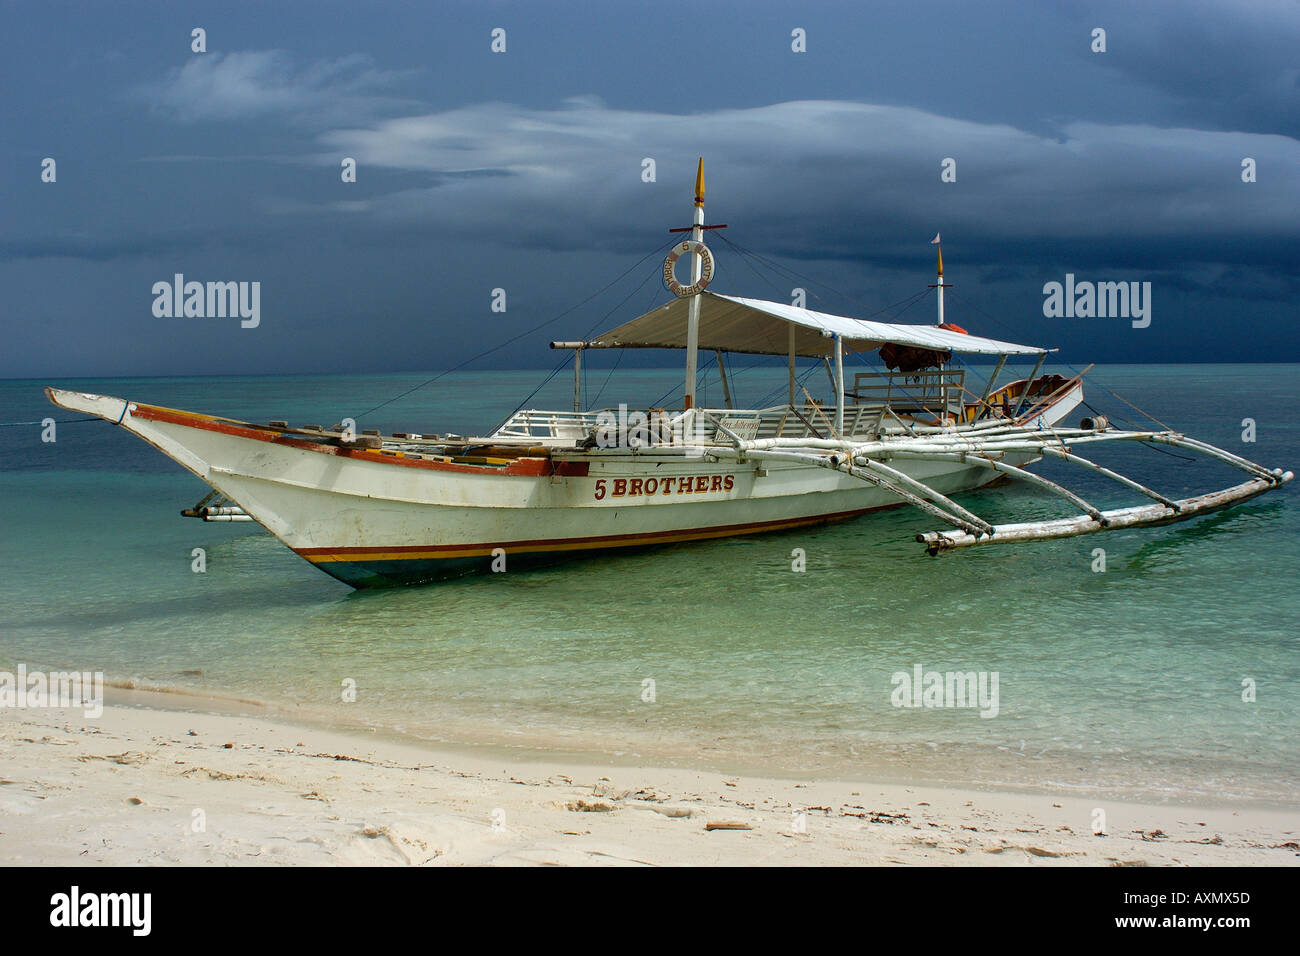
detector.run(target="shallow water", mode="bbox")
[1,364,1297,805]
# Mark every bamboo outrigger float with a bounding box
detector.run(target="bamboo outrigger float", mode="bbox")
[46,161,1291,587]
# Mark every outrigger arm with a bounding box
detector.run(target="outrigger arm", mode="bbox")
[917,474,1285,553]
[679,417,1291,554]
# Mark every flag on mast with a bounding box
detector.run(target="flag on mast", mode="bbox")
[931,233,941,244]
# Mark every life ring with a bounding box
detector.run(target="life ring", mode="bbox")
[663,240,714,296]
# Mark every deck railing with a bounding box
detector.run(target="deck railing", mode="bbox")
[847,369,966,417]
[492,409,607,440]
[491,404,882,445]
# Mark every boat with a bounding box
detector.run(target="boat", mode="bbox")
[46,161,1292,588]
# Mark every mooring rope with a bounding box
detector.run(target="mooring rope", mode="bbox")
[0,417,100,427]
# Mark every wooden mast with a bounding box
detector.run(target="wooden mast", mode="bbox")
[683,158,705,410]
[931,234,950,420]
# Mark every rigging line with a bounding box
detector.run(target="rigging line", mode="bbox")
[1078,395,1156,436]
[753,361,822,408]
[1077,400,1197,462]
[715,233,935,327]
[356,236,679,419]
[948,352,991,393]
[1079,378,1176,432]
[727,351,776,383]
[648,351,719,408]
[944,287,1176,433]
[501,353,575,425]
[590,275,666,410]
[715,234,856,309]
[718,236,796,301]
[716,237,934,346]
[890,290,930,319]
[715,234,823,302]
[697,348,803,408]
[849,286,933,322]
[502,247,668,423]
[0,417,101,427]
[1138,439,1199,462]
[588,348,625,410]
[716,234,933,320]
[577,258,664,341]
[565,264,662,412]
[873,288,933,322]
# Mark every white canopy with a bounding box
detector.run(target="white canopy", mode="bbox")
[582,292,1048,358]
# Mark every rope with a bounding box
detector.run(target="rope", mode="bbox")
[715,234,931,320]
[588,348,625,410]
[356,236,679,419]
[588,278,662,409]
[0,417,100,427]
[753,360,821,408]
[648,352,718,408]
[944,287,1177,434]
[498,255,666,426]
[502,352,575,420]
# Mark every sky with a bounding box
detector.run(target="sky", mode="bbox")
[2,0,1298,379]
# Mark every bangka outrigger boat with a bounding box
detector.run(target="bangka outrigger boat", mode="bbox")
[47,161,1291,588]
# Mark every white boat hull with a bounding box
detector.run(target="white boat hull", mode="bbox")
[46,386,1082,588]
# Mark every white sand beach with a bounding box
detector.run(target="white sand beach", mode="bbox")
[2,689,1296,867]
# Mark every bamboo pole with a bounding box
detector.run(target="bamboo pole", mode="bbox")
[919,474,1292,553]
[849,455,994,535]
[1037,445,1181,509]
[1014,366,1091,425]
[688,445,988,536]
[800,385,839,440]
[1147,434,1278,481]
[1009,353,1046,419]
[886,449,1105,520]
[715,350,733,410]
[976,354,1008,416]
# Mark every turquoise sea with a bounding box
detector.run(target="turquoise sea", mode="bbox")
[1,364,1297,806]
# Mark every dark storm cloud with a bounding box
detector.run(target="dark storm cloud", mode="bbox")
[1070,0,1300,139]
[1,0,1296,377]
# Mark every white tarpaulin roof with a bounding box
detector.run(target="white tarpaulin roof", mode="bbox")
[586,292,1048,358]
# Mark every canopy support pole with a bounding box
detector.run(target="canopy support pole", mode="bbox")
[573,346,583,412]
[834,333,845,437]
[788,325,796,408]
